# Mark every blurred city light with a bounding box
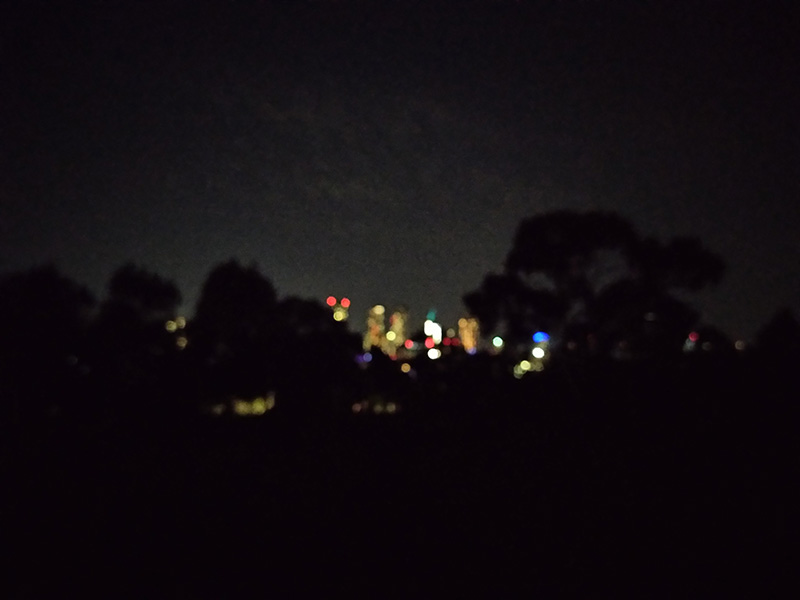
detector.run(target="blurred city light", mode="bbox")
[165,320,177,332]
[492,336,504,348]
[427,348,441,359]
[532,331,549,343]
[340,297,350,308]
[531,347,545,359]
[400,362,411,373]
[326,296,337,306]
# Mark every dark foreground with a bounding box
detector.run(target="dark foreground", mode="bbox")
[2,380,796,598]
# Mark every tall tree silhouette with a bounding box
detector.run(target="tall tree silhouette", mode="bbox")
[188,260,279,402]
[464,210,724,357]
[89,263,182,414]
[0,265,95,420]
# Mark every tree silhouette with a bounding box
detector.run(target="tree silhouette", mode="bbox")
[464,210,724,358]
[273,296,362,412]
[188,260,279,402]
[0,265,95,420]
[755,308,800,363]
[88,263,182,415]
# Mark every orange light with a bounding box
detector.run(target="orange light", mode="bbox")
[326,296,337,307]
[340,297,350,308]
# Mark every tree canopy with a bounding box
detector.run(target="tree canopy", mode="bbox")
[464,210,725,357]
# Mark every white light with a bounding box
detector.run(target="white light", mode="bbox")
[427,348,441,360]
[492,336,504,348]
[531,347,545,359]
[424,320,443,344]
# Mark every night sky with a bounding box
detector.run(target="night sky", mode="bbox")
[3,0,798,340]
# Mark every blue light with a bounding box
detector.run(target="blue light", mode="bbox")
[532,332,550,343]
[363,352,373,363]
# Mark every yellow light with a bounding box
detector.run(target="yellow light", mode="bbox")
[400,362,411,373]
[176,336,188,349]
[519,360,531,371]
[176,316,186,329]
[251,397,267,415]
[386,331,397,342]
[531,347,545,359]
[373,404,384,414]
[233,399,251,416]
[165,320,177,332]
[333,309,345,321]
[373,305,385,315]
[386,402,397,414]
[265,394,275,411]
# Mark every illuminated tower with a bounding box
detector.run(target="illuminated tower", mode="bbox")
[364,304,386,351]
[326,296,351,322]
[459,317,480,354]
[384,306,408,357]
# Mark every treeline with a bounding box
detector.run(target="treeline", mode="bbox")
[2,210,799,424]
[0,259,362,423]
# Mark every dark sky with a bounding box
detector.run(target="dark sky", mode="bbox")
[3,0,798,340]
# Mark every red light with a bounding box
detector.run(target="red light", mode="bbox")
[326,296,336,307]
[688,331,699,342]
[443,338,451,346]
[404,339,413,349]
[425,338,435,349]
[452,338,460,346]
[340,297,350,308]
